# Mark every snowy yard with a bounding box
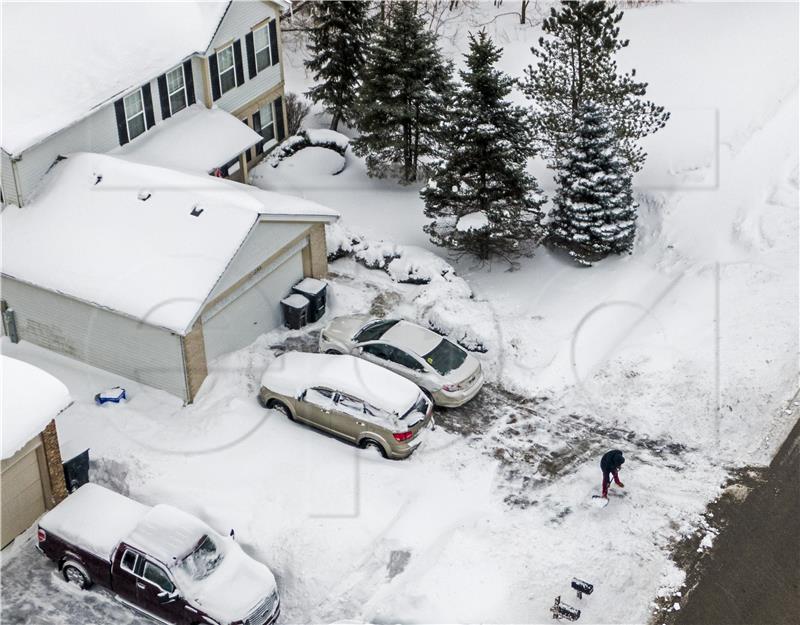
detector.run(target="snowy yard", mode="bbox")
[2,2,798,624]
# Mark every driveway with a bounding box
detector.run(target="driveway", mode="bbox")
[1,529,150,625]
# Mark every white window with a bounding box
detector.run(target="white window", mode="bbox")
[253,24,271,73]
[258,101,275,143]
[166,66,187,115]
[124,90,146,140]
[217,44,236,94]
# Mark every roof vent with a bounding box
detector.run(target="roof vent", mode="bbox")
[137,190,151,201]
[190,205,204,217]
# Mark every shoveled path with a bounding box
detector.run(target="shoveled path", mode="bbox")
[673,413,800,625]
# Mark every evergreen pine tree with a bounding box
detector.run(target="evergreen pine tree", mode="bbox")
[352,1,453,184]
[522,0,668,171]
[549,100,637,265]
[304,1,371,131]
[422,31,546,261]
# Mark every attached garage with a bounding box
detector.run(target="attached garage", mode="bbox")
[1,357,70,547]
[1,153,338,403]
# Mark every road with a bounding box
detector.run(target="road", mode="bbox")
[672,414,800,625]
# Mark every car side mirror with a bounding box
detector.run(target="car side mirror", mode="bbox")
[297,390,307,401]
[230,528,236,541]
[157,590,179,603]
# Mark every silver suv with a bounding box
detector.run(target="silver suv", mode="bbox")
[319,316,484,407]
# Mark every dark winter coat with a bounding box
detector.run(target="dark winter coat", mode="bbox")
[600,449,625,473]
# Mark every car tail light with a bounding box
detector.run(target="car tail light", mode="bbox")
[442,383,459,392]
[37,528,46,543]
[393,431,413,442]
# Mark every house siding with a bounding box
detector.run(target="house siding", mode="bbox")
[208,221,310,301]
[4,75,177,206]
[0,277,187,400]
[208,1,283,116]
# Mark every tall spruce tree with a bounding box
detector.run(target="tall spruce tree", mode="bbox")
[522,0,668,171]
[549,100,637,265]
[304,1,371,131]
[422,31,546,261]
[352,1,453,183]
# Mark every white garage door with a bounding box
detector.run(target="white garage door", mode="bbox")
[202,250,305,362]
[1,440,47,548]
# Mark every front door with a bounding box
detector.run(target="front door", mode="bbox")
[137,559,185,624]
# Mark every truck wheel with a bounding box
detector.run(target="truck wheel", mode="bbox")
[62,563,91,589]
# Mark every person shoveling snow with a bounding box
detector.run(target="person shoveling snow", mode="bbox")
[600,449,625,498]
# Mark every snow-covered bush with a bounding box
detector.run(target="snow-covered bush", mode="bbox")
[386,246,455,284]
[269,128,349,167]
[414,279,493,353]
[325,223,363,262]
[354,240,402,270]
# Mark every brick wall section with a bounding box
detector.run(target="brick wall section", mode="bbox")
[183,318,209,403]
[307,223,328,278]
[40,420,67,505]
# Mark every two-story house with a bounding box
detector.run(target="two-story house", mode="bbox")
[1,1,342,404]
[1,0,292,206]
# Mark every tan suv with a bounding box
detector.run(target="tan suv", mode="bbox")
[258,352,434,459]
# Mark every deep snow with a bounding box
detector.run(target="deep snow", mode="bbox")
[2,3,798,625]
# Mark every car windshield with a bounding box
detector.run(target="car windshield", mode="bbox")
[354,319,399,343]
[423,339,467,375]
[176,535,224,582]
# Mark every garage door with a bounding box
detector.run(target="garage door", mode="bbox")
[1,439,47,547]
[202,250,305,362]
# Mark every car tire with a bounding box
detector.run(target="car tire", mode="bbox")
[267,399,294,421]
[257,394,269,409]
[62,563,91,589]
[360,438,387,458]
[325,349,343,355]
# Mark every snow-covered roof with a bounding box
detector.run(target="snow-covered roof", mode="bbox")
[1,2,231,156]
[1,356,72,460]
[0,153,338,334]
[38,484,150,562]
[125,504,211,564]
[261,353,421,416]
[115,105,262,174]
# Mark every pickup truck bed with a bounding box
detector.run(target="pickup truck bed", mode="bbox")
[39,483,148,563]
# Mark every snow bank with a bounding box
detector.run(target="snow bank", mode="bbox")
[38,484,149,561]
[1,356,71,459]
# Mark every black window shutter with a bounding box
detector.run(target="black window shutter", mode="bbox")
[157,74,171,119]
[253,111,263,156]
[142,84,156,129]
[183,60,196,106]
[274,96,285,141]
[114,99,129,146]
[245,32,257,79]
[269,20,279,66]
[233,40,245,86]
[209,53,221,101]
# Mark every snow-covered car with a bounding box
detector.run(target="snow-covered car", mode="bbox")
[36,483,280,625]
[319,316,484,407]
[258,352,434,459]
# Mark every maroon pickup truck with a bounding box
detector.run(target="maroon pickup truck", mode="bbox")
[37,484,280,625]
